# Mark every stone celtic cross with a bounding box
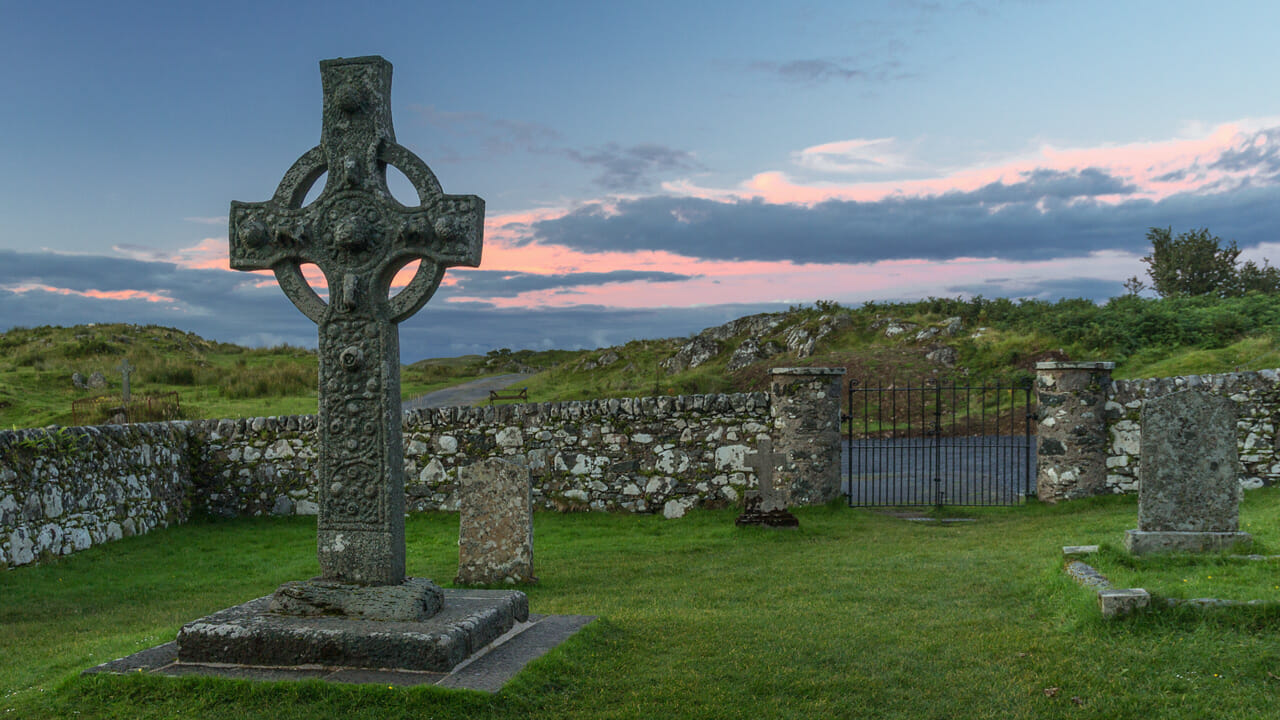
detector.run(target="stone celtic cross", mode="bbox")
[229,56,483,587]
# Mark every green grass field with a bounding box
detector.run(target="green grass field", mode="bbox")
[4,490,1280,719]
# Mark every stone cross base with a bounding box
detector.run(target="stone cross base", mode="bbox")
[1124,530,1252,556]
[269,577,443,622]
[176,589,528,673]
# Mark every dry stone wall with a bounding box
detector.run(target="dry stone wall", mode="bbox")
[5,374,855,569]
[1037,365,1280,500]
[0,423,193,568]
[1106,369,1280,494]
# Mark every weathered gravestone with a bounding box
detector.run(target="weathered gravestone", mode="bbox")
[456,457,535,585]
[735,438,799,528]
[1124,390,1252,555]
[175,56,528,671]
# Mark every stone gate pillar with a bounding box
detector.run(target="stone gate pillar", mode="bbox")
[770,367,846,506]
[1036,361,1114,503]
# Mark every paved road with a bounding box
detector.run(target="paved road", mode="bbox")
[402,373,535,412]
[842,436,1037,506]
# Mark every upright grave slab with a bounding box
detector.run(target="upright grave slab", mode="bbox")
[735,438,798,527]
[175,56,529,672]
[456,457,535,585]
[1124,390,1252,555]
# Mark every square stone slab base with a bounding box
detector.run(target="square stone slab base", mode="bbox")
[1125,530,1252,556]
[171,589,527,673]
[85,606,594,693]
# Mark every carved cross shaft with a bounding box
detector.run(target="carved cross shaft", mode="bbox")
[228,56,483,586]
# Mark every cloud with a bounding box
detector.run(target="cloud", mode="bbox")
[525,166,1173,264]
[563,143,703,191]
[408,104,561,157]
[944,277,1128,303]
[751,58,906,84]
[443,269,696,298]
[792,138,916,175]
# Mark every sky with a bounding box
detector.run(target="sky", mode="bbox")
[5,0,1280,361]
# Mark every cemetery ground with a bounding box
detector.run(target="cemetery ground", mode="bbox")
[5,491,1280,719]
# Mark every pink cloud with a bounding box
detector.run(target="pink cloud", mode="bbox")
[4,283,176,303]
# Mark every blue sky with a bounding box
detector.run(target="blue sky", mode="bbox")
[5,1,1280,359]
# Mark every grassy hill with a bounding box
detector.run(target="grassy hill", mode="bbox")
[0,324,500,428]
[6,293,1280,427]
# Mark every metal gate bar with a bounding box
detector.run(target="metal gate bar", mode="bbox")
[845,379,1035,507]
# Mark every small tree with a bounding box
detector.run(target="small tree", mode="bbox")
[1139,226,1240,298]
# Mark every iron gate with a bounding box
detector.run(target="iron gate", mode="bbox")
[845,379,1036,507]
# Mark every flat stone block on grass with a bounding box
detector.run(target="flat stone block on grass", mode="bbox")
[1099,588,1150,618]
[1124,530,1252,556]
[176,588,528,673]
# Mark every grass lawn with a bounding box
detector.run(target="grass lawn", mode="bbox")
[4,490,1280,719]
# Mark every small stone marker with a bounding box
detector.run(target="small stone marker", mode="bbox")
[117,358,132,403]
[736,438,799,528]
[1124,391,1252,555]
[456,458,535,585]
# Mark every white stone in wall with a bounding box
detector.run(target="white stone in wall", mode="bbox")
[655,449,690,475]
[1042,417,1056,428]
[495,426,523,449]
[1106,455,1128,468]
[418,458,447,484]
[242,446,262,462]
[436,435,458,454]
[1111,421,1140,456]
[632,433,653,444]
[663,499,688,519]
[106,522,122,541]
[1244,433,1261,452]
[405,438,428,456]
[0,494,17,523]
[296,500,318,515]
[35,523,63,556]
[721,486,738,502]
[228,447,242,462]
[264,439,294,460]
[67,527,91,552]
[41,485,63,518]
[7,528,33,566]
[622,483,641,496]
[714,445,749,471]
[1241,477,1265,490]
[564,488,589,502]
[644,477,666,494]
[588,479,609,492]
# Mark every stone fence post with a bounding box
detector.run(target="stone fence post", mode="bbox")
[770,367,846,506]
[1035,361,1114,503]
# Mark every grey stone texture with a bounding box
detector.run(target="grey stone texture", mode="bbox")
[456,457,535,585]
[0,423,192,567]
[1124,390,1251,555]
[769,367,846,505]
[1035,361,1116,503]
[270,576,444,621]
[735,438,798,527]
[228,56,482,588]
[88,613,594,692]
[1098,588,1151,618]
[175,590,527,672]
